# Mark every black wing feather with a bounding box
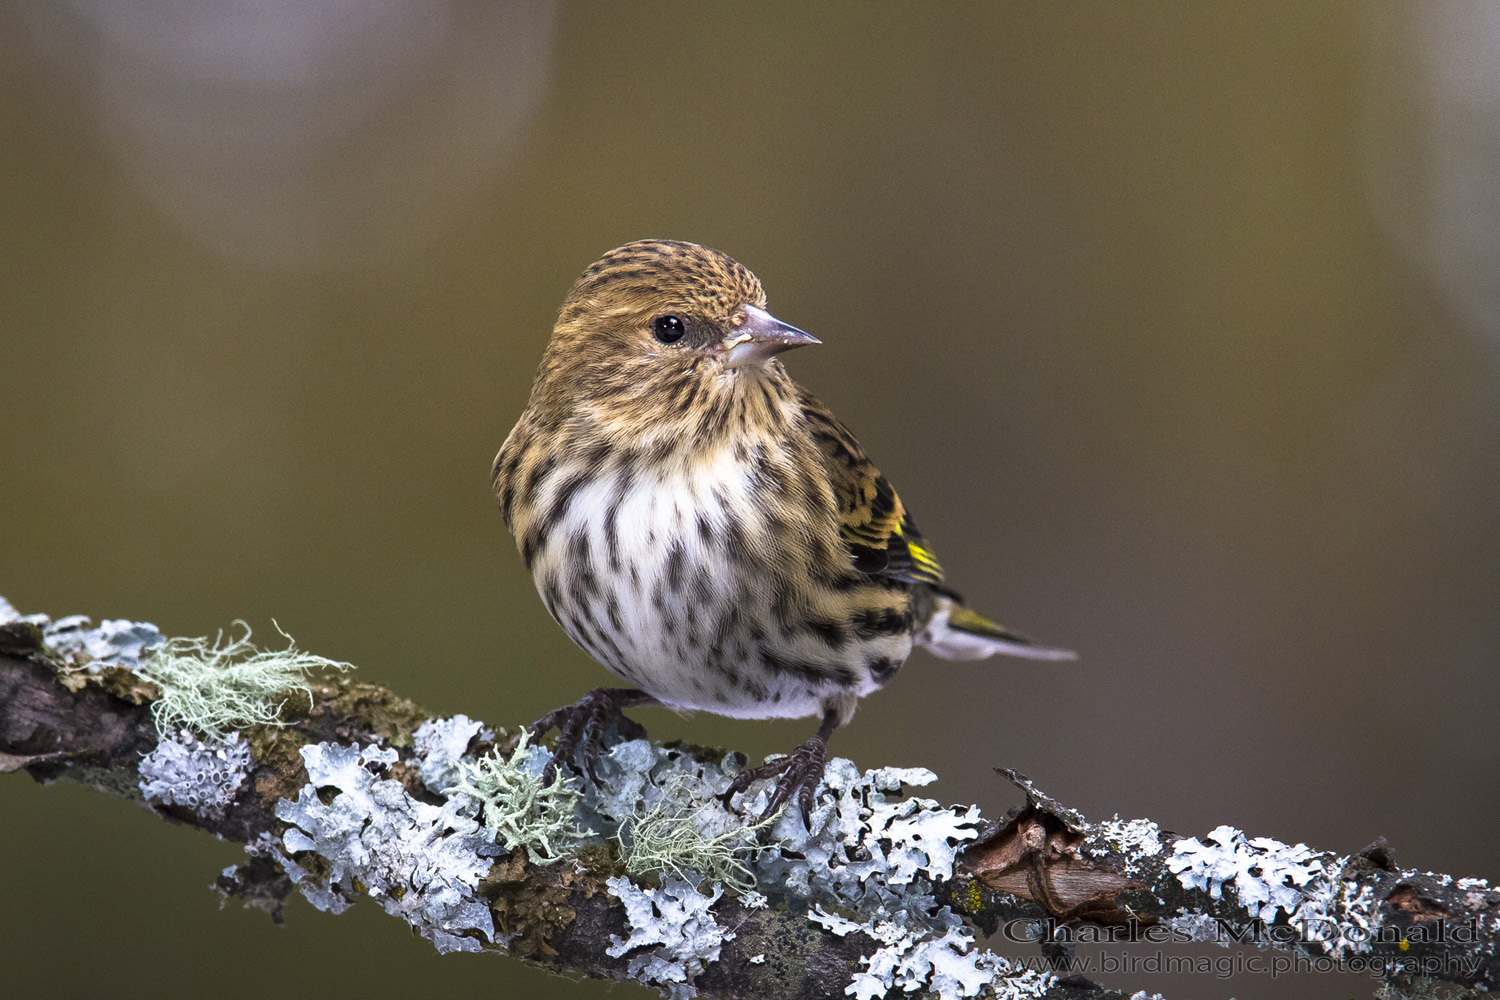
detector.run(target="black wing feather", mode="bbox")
[799,390,945,588]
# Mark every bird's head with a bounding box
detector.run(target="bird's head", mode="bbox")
[531,241,818,431]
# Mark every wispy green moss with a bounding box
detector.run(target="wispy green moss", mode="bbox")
[447,730,584,864]
[137,622,352,739]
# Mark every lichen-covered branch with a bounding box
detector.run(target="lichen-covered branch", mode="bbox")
[949,774,1499,996]
[2,599,1495,1000]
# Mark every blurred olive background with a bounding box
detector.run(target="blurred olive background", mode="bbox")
[4,3,1498,998]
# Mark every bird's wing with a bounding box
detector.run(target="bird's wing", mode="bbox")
[799,391,946,587]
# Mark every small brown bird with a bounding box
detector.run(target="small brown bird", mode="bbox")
[493,240,1073,820]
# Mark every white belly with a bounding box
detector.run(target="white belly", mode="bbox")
[527,451,895,720]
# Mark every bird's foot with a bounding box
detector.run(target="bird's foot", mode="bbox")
[529,687,653,784]
[722,715,837,827]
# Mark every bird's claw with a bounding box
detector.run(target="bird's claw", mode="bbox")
[530,688,647,785]
[722,737,828,828]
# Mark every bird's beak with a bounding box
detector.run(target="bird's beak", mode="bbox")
[723,303,820,367]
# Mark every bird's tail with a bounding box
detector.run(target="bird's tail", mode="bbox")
[916,594,1077,662]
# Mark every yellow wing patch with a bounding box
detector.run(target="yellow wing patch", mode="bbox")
[945,605,1009,638]
[902,528,945,583]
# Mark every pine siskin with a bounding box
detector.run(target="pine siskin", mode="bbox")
[493,239,1074,820]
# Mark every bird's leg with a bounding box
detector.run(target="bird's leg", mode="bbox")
[530,687,658,783]
[723,709,840,825]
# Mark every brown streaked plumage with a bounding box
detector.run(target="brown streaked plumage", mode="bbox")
[494,239,1073,820]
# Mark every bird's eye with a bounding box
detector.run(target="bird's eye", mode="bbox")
[652,315,686,344]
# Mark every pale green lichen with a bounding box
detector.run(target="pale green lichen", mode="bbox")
[136,622,352,739]
[618,774,776,893]
[447,730,584,864]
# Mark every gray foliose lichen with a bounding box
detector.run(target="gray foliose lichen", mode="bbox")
[274,742,502,954]
[138,730,252,819]
[268,720,1042,998]
[0,597,165,672]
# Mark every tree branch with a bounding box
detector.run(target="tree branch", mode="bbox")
[2,603,1494,1000]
